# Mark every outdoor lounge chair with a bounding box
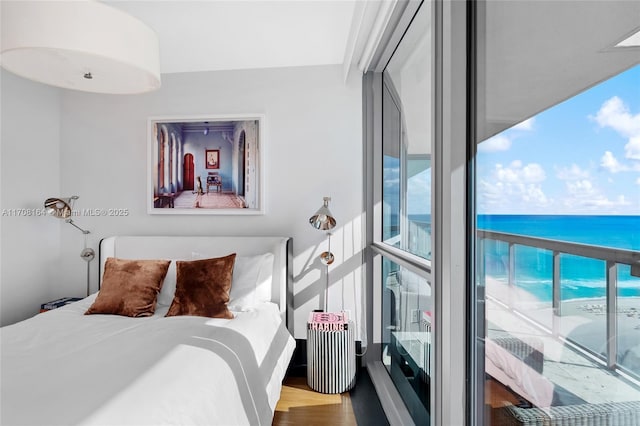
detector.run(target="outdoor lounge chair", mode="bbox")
[495,400,640,426]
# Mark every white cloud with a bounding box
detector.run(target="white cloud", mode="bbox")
[478,135,511,152]
[636,177,640,185]
[477,161,550,213]
[522,163,546,183]
[494,161,545,183]
[521,185,548,204]
[563,178,631,210]
[512,117,535,131]
[566,179,595,196]
[480,161,633,214]
[600,151,628,173]
[593,96,640,162]
[407,169,431,215]
[556,164,590,180]
[625,135,640,160]
[594,96,640,137]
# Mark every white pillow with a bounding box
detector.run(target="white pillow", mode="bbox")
[157,261,177,306]
[156,252,274,309]
[228,253,274,311]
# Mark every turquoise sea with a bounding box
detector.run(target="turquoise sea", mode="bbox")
[478,215,640,301]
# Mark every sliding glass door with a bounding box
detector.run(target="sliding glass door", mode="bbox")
[472,1,640,424]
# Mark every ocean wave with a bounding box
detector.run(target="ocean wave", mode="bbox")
[506,277,640,289]
[485,274,640,297]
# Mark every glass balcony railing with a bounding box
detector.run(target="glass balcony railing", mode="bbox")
[478,230,640,380]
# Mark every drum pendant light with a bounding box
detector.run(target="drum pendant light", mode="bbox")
[1,0,161,94]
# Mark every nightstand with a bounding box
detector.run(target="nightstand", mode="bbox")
[306,312,356,394]
[40,297,82,312]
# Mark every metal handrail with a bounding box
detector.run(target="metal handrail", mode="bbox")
[478,229,640,373]
[478,230,640,266]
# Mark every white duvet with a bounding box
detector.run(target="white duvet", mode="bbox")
[1,296,295,426]
[485,338,554,408]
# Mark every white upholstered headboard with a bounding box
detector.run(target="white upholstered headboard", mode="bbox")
[99,236,293,324]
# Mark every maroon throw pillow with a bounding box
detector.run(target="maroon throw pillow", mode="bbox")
[86,257,171,317]
[165,253,236,319]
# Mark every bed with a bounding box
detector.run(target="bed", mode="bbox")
[1,236,296,426]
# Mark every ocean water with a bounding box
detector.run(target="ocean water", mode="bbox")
[477,215,640,301]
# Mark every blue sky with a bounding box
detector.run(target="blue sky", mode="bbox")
[477,64,640,215]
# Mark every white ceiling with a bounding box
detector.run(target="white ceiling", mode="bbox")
[104,0,639,132]
[103,0,359,74]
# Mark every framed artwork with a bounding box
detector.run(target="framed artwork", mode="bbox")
[147,114,265,215]
[205,149,220,169]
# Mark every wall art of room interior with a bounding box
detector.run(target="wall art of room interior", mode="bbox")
[149,116,263,215]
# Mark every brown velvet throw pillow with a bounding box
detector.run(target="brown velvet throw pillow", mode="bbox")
[165,253,236,319]
[85,257,171,317]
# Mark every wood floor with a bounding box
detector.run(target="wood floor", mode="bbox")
[273,376,357,425]
[485,376,521,408]
[273,374,521,425]
[270,372,519,425]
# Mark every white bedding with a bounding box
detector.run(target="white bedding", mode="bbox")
[1,295,295,426]
[485,338,554,408]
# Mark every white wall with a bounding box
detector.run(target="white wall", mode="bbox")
[58,65,364,339]
[0,71,62,325]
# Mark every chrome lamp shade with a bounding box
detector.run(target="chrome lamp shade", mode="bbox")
[44,196,91,236]
[309,197,336,231]
[44,197,75,219]
[310,197,337,312]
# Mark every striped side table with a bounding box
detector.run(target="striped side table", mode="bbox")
[307,316,356,394]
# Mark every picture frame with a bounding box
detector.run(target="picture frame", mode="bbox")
[205,149,220,169]
[147,114,265,215]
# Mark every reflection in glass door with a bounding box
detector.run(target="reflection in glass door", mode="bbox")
[379,2,434,424]
[382,258,432,423]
